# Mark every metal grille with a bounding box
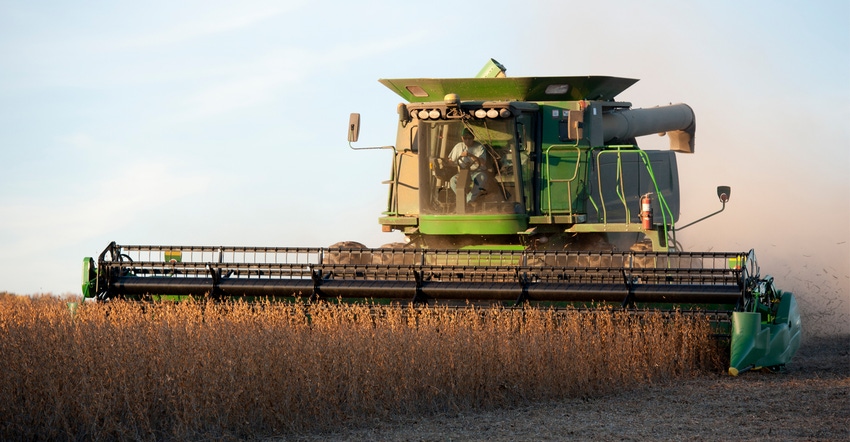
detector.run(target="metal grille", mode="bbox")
[95,244,748,304]
[102,245,744,285]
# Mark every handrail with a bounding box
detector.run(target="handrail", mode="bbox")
[593,146,674,236]
[595,146,637,225]
[542,143,583,219]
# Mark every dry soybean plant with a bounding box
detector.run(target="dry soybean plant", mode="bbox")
[0,294,722,440]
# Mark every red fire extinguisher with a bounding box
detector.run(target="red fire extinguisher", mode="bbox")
[640,193,653,230]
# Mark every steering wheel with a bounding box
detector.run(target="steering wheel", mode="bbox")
[457,155,479,171]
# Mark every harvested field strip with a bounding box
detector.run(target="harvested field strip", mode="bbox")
[0,295,723,441]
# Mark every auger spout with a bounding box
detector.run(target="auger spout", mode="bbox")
[602,103,696,153]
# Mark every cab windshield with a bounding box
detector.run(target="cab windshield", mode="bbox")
[418,120,522,215]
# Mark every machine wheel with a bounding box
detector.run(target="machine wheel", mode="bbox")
[377,242,421,265]
[326,241,372,264]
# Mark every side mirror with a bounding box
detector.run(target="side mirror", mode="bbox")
[717,185,730,203]
[348,113,360,143]
[346,114,396,151]
[397,103,410,127]
[676,185,731,231]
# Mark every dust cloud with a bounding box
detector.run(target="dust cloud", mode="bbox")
[674,155,850,338]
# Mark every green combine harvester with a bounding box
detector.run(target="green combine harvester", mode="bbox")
[82,60,801,375]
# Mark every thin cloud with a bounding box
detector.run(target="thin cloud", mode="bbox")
[171,38,411,121]
[0,161,210,252]
[106,4,300,51]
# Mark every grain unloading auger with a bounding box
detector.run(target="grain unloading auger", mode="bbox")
[82,60,800,374]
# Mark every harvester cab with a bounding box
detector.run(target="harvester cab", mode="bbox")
[357,63,696,252]
[83,60,801,375]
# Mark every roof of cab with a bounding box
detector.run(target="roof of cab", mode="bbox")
[379,76,638,103]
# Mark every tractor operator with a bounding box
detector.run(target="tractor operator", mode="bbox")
[449,128,489,203]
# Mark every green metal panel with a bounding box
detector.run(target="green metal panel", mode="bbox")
[534,104,591,217]
[379,215,418,226]
[539,146,588,214]
[81,257,95,299]
[757,293,802,367]
[728,312,769,374]
[379,76,638,103]
[419,214,527,235]
[728,292,802,375]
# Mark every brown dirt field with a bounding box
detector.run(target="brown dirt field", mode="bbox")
[288,333,849,441]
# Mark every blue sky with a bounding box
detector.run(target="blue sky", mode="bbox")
[1,0,848,321]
